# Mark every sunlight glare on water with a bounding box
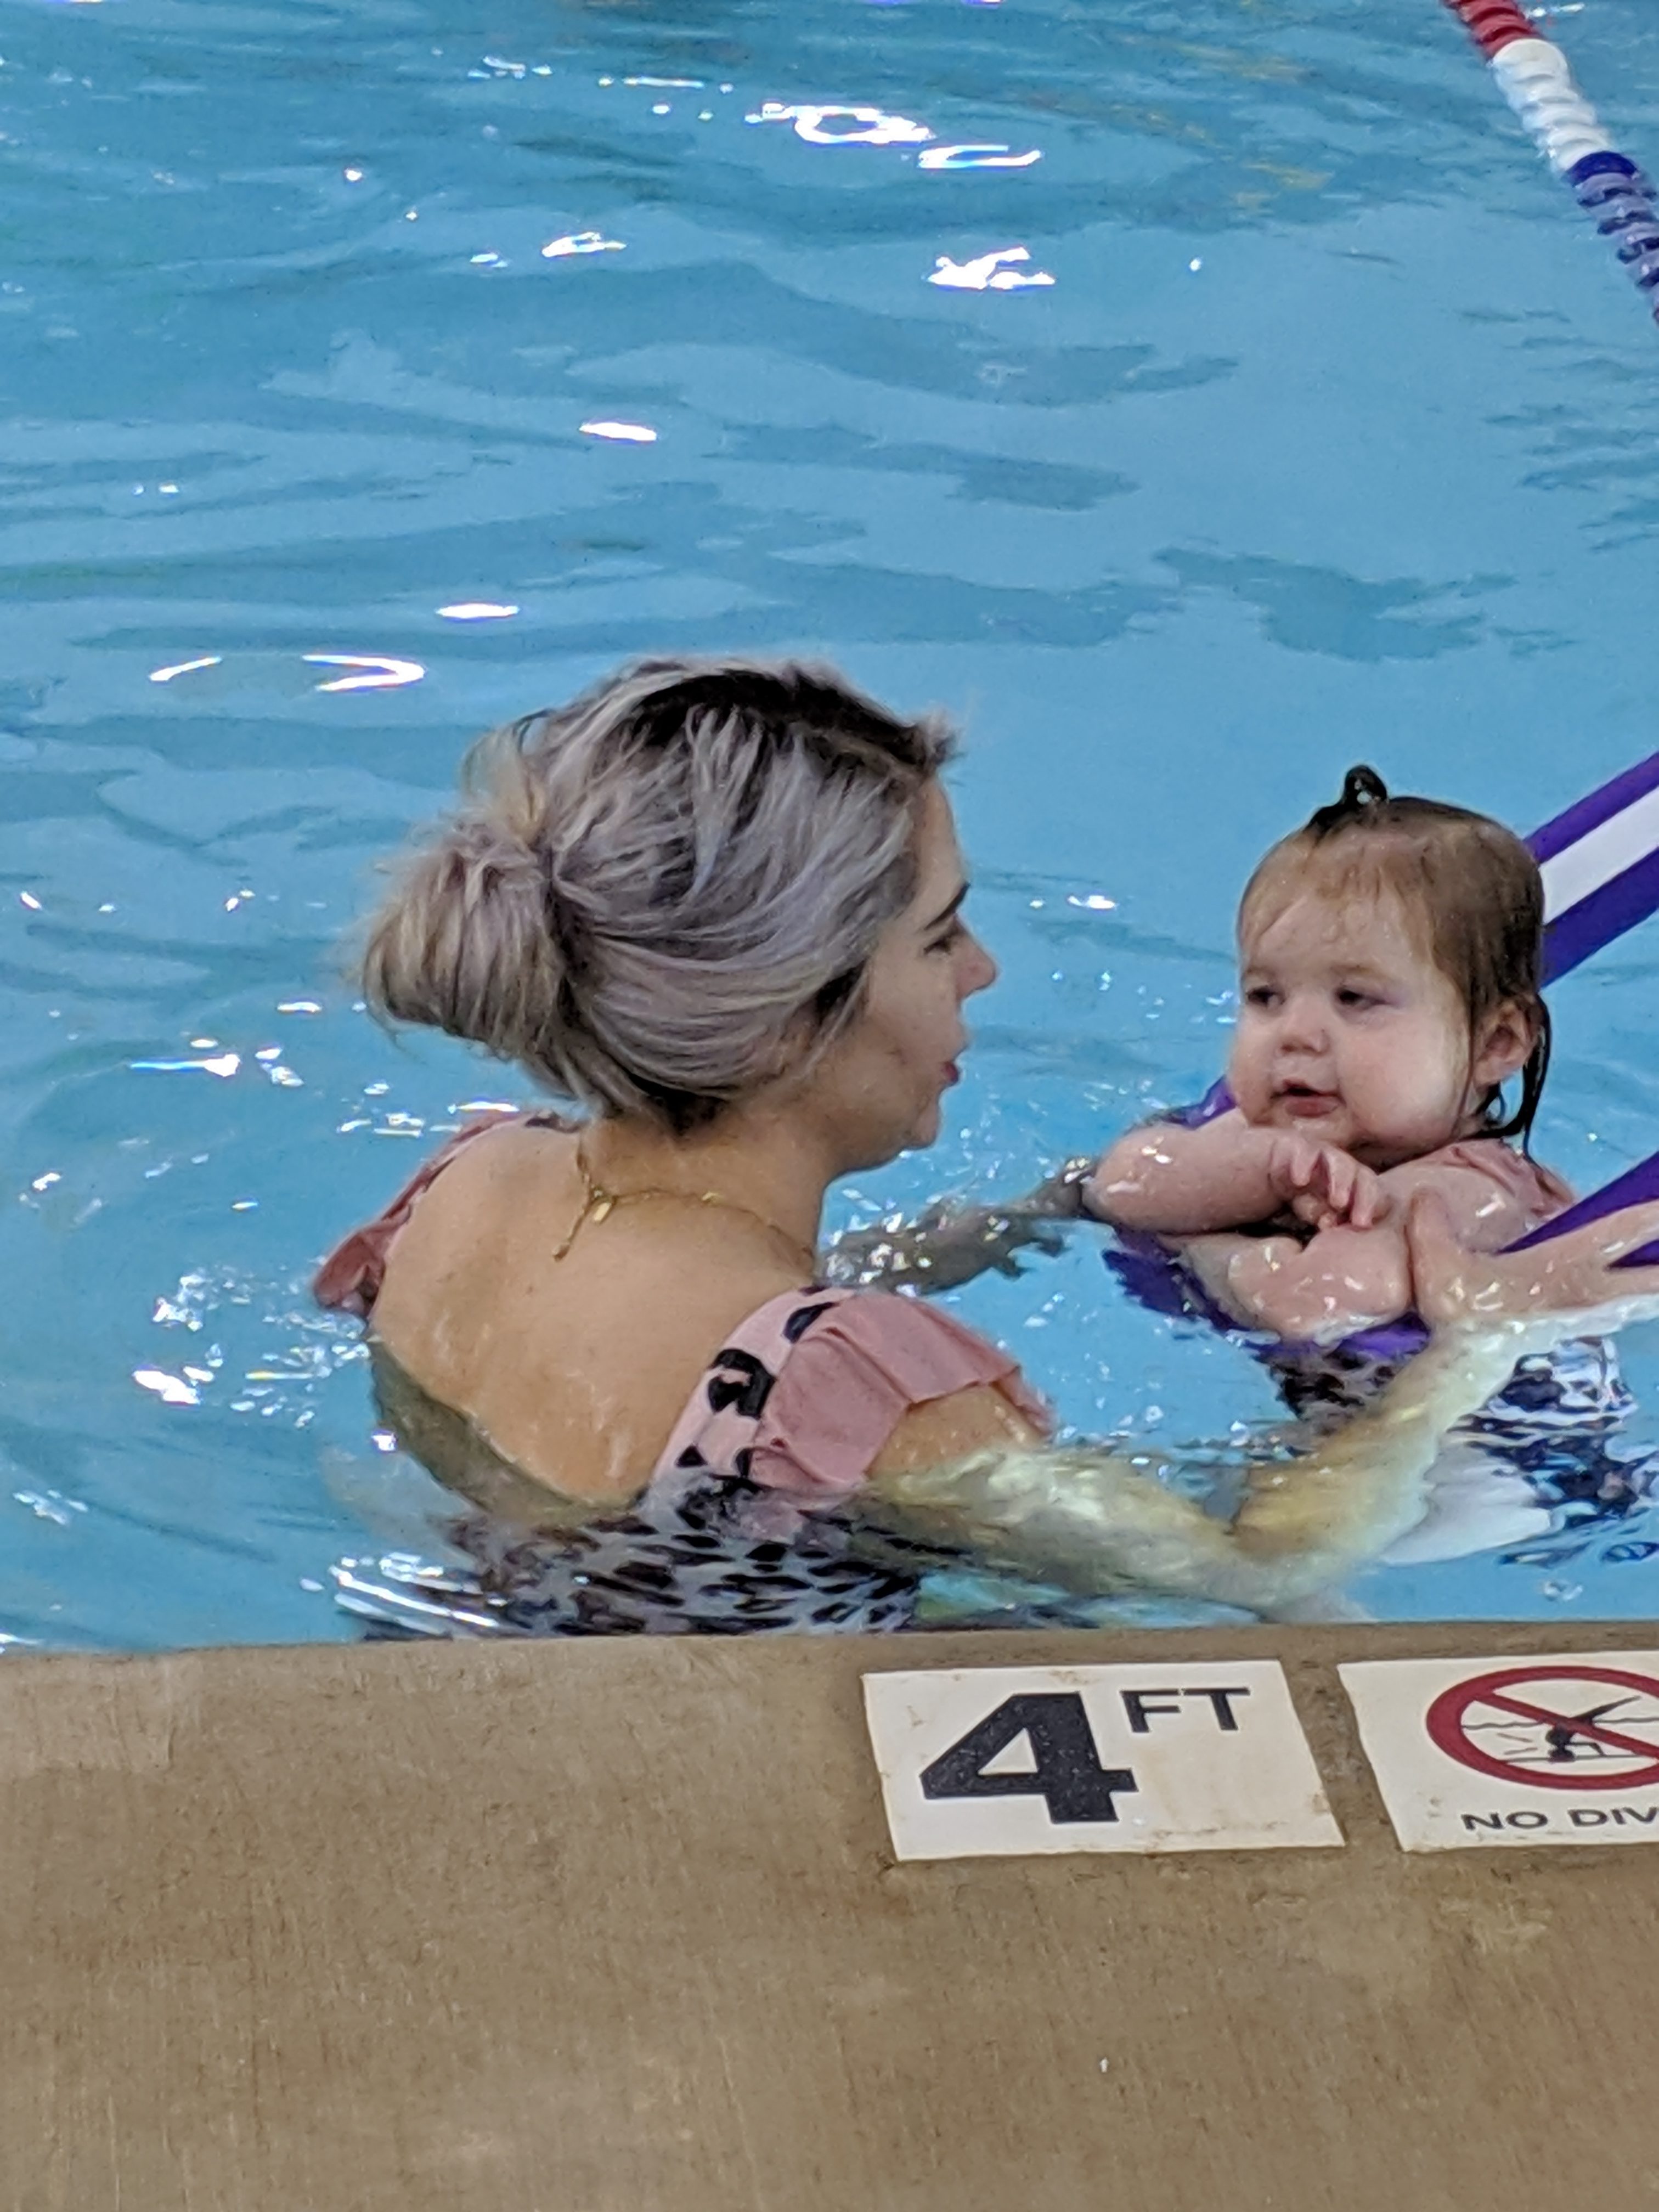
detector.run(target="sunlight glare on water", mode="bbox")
[2,0,1658,1645]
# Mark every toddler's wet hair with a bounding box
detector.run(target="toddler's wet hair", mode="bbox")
[1241,763,1552,1150]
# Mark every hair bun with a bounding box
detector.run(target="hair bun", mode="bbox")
[358,656,955,1132]
[361,804,570,1072]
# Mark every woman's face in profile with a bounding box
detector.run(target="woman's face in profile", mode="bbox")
[808,782,997,1172]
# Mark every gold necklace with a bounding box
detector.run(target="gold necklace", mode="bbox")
[552,1138,820,1280]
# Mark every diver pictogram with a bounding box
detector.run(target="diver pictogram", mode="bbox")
[1425,1664,1659,1791]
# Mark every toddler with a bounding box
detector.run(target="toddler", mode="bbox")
[1084,764,1571,1347]
[826,764,1655,1566]
[1080,765,1657,1554]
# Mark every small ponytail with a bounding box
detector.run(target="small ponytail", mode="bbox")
[1307,764,1391,839]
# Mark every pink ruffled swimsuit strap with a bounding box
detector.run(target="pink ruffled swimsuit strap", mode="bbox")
[653,1284,1052,1506]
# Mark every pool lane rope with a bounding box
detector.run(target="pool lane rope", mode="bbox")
[1443,0,1659,326]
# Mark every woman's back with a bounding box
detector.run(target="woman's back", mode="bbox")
[366,1119,810,1508]
[319,1110,1046,1644]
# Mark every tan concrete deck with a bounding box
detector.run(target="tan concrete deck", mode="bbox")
[5,1618,1656,2210]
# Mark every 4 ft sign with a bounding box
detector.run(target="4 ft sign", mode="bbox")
[918,1684,1257,1825]
[864,1664,1343,1860]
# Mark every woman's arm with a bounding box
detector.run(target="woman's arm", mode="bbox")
[862,1194,1659,1612]
[865,1327,1518,1612]
[820,1159,1093,1295]
[819,1116,1383,1297]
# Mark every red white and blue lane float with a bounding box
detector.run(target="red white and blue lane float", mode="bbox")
[1443,0,1659,326]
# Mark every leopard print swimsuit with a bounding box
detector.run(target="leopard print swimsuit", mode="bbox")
[316,1124,1051,1640]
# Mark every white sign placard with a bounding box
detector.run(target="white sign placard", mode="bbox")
[862,1662,1342,1860]
[1341,1651,1659,1851]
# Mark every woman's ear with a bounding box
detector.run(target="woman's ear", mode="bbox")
[1471,999,1535,1093]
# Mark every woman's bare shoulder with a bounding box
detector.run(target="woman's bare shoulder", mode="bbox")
[369,1118,811,1501]
[383,1114,577,1251]
[380,1116,800,1336]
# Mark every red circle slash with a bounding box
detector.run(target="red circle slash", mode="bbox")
[1426,1666,1659,1791]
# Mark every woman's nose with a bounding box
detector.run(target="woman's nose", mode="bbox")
[960,930,998,997]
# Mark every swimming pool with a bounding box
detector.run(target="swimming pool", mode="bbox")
[3,0,1657,1649]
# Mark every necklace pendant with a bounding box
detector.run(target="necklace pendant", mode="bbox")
[589,1194,616,1225]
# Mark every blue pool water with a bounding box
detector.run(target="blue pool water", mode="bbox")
[3,0,1658,1649]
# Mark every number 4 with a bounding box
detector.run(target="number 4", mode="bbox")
[919,1693,1138,1825]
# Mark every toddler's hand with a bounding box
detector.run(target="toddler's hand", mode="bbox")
[1263,1133,1389,1233]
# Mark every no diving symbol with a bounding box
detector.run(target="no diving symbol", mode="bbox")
[1425,1664,1659,1791]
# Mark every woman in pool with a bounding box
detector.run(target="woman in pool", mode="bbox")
[316,657,1659,1636]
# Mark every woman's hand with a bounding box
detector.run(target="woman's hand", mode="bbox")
[822,1201,1066,1294]
[823,1161,1091,1294]
[1407,1189,1659,1347]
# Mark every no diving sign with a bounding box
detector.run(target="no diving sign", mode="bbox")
[1342,1652,1659,1850]
[862,1662,1342,1859]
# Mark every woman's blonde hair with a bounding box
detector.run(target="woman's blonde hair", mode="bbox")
[362,657,955,1130]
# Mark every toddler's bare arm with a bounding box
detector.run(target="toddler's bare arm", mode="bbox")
[1178,1159,1536,1342]
[1085,1111,1385,1238]
[1084,1111,1280,1233]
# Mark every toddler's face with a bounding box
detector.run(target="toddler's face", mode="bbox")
[1227,887,1485,1171]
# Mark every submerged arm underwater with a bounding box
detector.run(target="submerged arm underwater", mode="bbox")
[868,1325,1522,1612]
[866,1198,1659,1612]
[822,1156,1094,1294]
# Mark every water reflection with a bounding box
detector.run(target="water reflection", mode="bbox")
[303,654,426,693]
[149,656,223,685]
[919,144,1042,170]
[748,100,933,147]
[929,246,1055,291]
[1,0,1656,1646]
[541,230,626,257]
